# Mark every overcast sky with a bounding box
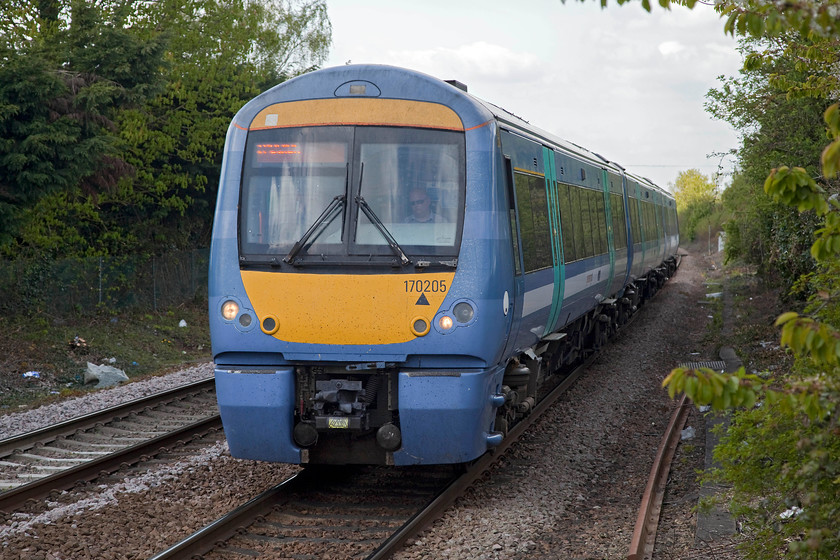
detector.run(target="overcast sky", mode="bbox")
[323,0,743,191]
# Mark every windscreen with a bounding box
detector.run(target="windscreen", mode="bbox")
[239,125,465,262]
[354,127,462,255]
[240,127,351,256]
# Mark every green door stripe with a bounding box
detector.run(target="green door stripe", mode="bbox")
[637,186,647,268]
[543,147,564,336]
[603,170,616,294]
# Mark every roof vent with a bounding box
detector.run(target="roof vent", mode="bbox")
[445,79,468,92]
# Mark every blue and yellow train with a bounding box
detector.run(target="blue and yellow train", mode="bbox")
[209,65,679,466]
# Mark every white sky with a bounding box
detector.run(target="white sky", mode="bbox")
[323,0,743,191]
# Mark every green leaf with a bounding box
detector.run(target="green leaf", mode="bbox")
[724,12,738,36]
[775,312,800,326]
[742,389,756,410]
[746,14,765,37]
[743,53,763,71]
[825,103,840,137]
[821,137,840,178]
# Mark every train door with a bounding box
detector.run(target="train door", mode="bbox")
[606,170,628,297]
[629,181,646,278]
[601,169,616,298]
[500,153,525,360]
[543,147,565,337]
[655,192,666,264]
[499,129,556,350]
[619,172,634,289]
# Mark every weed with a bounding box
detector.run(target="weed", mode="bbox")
[0,303,211,413]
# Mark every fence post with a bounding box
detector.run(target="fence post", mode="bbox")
[153,256,157,312]
[191,250,195,299]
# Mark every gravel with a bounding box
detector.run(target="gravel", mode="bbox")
[1,246,736,560]
[393,249,710,559]
[0,364,214,440]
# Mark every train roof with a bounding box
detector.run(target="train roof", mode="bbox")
[247,64,672,199]
[464,90,672,199]
[471,97,622,170]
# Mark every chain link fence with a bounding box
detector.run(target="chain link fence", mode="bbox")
[0,249,209,317]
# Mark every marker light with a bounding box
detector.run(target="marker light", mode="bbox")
[221,300,239,321]
[439,315,454,330]
[261,315,280,335]
[411,317,430,337]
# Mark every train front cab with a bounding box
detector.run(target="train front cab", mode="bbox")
[210,66,517,466]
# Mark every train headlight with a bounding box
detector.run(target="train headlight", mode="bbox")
[439,315,454,330]
[221,300,239,321]
[453,302,475,323]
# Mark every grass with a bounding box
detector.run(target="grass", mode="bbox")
[0,303,211,414]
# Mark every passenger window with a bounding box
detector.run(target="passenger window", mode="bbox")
[514,171,551,272]
[558,182,576,262]
[571,186,585,260]
[580,189,594,258]
[594,190,607,255]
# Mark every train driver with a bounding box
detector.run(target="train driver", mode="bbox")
[406,187,444,224]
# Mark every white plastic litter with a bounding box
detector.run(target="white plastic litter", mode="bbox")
[780,506,802,520]
[680,426,696,440]
[22,371,41,379]
[85,362,129,388]
[179,319,188,328]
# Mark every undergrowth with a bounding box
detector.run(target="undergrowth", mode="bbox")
[0,304,211,414]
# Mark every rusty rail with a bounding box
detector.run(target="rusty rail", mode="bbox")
[628,393,690,560]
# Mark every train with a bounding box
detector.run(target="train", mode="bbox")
[209,64,679,466]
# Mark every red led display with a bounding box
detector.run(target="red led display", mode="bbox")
[255,143,302,163]
[253,142,347,164]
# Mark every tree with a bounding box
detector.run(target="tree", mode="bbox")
[106,0,331,252]
[568,1,840,556]
[672,168,718,242]
[0,0,331,257]
[705,36,829,284]
[0,0,169,255]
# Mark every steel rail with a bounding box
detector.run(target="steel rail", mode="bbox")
[147,471,310,560]
[0,378,215,457]
[366,357,592,560]
[627,393,690,560]
[0,414,222,513]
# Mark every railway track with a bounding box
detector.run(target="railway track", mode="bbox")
[149,360,591,560]
[0,378,220,513]
[149,265,688,560]
[628,359,725,560]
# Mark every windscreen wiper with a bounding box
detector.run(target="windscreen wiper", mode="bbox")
[355,195,411,266]
[284,195,345,265]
